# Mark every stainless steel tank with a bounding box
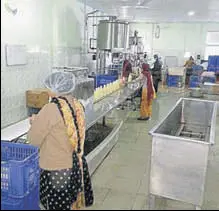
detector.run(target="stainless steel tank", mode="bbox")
[148,98,218,209]
[111,21,129,50]
[97,20,129,50]
[97,20,113,50]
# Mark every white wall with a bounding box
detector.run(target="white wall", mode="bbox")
[52,0,94,67]
[130,22,219,66]
[1,0,94,128]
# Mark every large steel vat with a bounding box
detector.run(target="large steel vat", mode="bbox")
[111,21,129,50]
[148,98,218,209]
[97,20,129,50]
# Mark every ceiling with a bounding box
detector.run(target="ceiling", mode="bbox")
[83,0,219,22]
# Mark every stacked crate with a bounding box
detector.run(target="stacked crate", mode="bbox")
[189,75,201,88]
[189,65,203,88]
[201,71,216,84]
[208,55,219,74]
[192,65,203,76]
[167,75,182,87]
[166,67,185,88]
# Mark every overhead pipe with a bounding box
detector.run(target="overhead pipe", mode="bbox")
[83,0,87,66]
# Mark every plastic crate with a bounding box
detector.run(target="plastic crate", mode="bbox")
[167,75,181,82]
[190,75,201,83]
[96,75,118,88]
[1,142,39,198]
[189,76,201,88]
[208,56,219,73]
[167,75,183,87]
[167,81,178,87]
[192,65,203,70]
[192,65,203,76]
[189,81,201,88]
[1,186,40,210]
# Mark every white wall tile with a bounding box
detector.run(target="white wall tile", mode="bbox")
[1,0,95,128]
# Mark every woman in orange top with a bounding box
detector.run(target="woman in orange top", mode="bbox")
[28,72,94,210]
[184,56,195,85]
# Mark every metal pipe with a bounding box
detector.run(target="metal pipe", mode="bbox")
[96,49,99,74]
[85,10,99,55]
[83,0,87,66]
[103,51,106,74]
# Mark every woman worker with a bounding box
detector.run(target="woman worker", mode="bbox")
[138,63,156,121]
[122,59,132,82]
[28,72,94,210]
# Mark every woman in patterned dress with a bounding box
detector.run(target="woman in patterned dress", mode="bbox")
[138,63,156,121]
[28,72,94,210]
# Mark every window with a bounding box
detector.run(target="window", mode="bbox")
[184,52,191,58]
[205,31,219,60]
[206,32,219,45]
[205,46,219,60]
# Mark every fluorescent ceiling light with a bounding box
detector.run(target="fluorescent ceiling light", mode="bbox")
[188,10,195,16]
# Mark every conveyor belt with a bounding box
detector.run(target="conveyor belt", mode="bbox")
[1,78,142,142]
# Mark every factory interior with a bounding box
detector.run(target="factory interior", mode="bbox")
[1,0,219,210]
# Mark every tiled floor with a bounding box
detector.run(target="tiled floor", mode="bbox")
[87,90,219,210]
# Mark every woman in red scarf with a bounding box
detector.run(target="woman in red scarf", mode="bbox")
[138,63,156,120]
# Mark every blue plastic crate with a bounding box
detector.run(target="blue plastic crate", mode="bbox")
[167,80,178,87]
[167,75,182,87]
[1,186,40,210]
[189,81,200,88]
[96,75,118,88]
[189,75,201,88]
[192,65,203,71]
[208,56,219,73]
[190,75,201,83]
[192,65,203,76]
[167,75,181,82]
[1,142,39,198]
